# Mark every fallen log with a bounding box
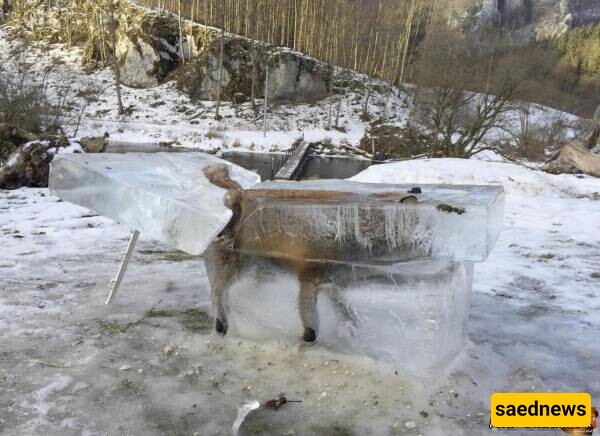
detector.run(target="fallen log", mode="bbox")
[544,142,600,178]
[544,105,600,178]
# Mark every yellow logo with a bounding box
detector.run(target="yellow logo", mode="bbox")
[490,393,592,428]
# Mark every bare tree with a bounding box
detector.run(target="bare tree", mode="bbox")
[214,26,224,120]
[135,0,437,91]
[90,0,125,115]
[410,27,527,158]
[178,0,186,65]
[107,0,125,115]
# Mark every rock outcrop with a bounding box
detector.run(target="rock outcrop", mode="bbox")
[448,0,600,41]
[9,0,331,102]
[177,38,330,103]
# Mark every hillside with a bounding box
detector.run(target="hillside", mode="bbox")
[448,0,600,40]
[0,21,584,161]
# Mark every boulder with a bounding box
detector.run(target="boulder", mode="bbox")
[177,39,331,103]
[117,35,160,88]
[267,50,330,102]
[115,11,185,88]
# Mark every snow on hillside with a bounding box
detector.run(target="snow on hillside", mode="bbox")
[1,158,599,434]
[0,25,583,158]
[0,26,407,153]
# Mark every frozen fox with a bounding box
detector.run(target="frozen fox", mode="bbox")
[203,164,417,342]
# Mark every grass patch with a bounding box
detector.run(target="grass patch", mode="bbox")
[576,192,600,201]
[182,308,210,332]
[137,249,198,262]
[538,253,555,261]
[145,308,175,318]
[162,252,198,262]
[101,319,143,334]
[101,307,210,334]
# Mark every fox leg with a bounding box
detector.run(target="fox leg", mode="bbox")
[329,287,358,326]
[205,238,238,335]
[298,267,322,342]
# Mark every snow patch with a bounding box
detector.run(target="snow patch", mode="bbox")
[21,375,72,416]
[351,158,597,198]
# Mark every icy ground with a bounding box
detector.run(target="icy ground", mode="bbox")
[1,159,599,435]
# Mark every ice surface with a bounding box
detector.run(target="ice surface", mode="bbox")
[49,153,260,255]
[225,256,474,375]
[234,179,504,263]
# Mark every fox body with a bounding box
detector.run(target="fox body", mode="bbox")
[202,164,417,342]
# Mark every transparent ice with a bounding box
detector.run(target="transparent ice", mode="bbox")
[49,153,260,255]
[225,257,475,376]
[49,156,503,374]
[234,180,504,263]
[224,180,503,374]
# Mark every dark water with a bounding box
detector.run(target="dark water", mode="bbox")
[107,142,187,153]
[220,151,375,180]
[223,152,375,180]
[106,143,374,180]
[221,151,286,180]
[303,155,373,180]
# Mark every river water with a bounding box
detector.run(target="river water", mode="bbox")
[106,142,375,180]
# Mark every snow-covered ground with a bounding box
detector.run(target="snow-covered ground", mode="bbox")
[0,26,407,154]
[1,158,599,435]
[0,25,582,158]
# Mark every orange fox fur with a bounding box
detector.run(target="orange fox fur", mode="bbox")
[202,164,416,342]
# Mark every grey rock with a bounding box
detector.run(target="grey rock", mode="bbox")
[449,0,600,41]
[116,35,160,88]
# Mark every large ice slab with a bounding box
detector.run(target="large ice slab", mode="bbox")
[234,179,504,263]
[49,153,260,255]
[226,256,474,375]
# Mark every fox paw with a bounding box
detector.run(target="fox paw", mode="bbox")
[302,327,317,343]
[215,318,228,335]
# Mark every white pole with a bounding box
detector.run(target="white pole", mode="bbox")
[106,229,140,305]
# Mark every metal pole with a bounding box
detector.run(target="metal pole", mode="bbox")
[106,229,140,305]
[263,66,269,137]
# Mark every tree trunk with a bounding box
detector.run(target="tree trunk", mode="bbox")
[178,0,185,65]
[335,86,343,129]
[250,42,257,113]
[108,1,124,116]
[214,27,224,120]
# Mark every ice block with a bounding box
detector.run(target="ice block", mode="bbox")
[225,256,474,375]
[233,179,504,263]
[49,153,260,255]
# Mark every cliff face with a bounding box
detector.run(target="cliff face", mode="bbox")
[449,0,600,41]
[8,0,331,103]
